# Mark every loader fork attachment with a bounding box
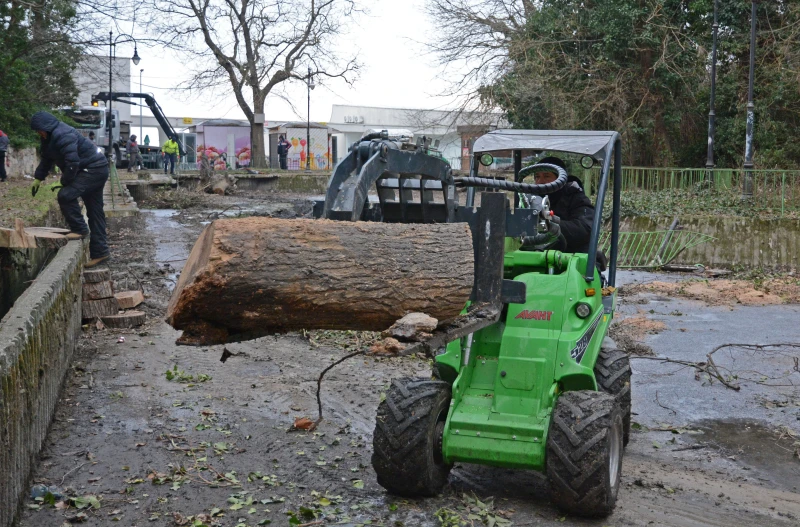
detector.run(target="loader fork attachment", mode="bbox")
[323,140,455,223]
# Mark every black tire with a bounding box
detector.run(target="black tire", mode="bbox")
[546,390,624,518]
[372,378,452,496]
[594,346,632,446]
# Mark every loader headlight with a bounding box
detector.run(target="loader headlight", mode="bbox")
[575,302,592,319]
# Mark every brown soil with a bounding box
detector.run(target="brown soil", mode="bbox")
[610,315,666,356]
[626,278,800,306]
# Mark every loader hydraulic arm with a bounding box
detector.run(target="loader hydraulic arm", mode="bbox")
[93,92,186,156]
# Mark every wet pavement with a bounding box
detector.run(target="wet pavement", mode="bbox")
[16,193,800,527]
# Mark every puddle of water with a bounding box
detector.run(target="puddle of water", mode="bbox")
[693,419,800,491]
[142,209,191,290]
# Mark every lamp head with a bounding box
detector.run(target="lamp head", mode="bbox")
[132,47,141,65]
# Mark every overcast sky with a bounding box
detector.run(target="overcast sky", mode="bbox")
[127,0,460,123]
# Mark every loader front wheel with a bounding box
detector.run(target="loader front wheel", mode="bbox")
[546,390,623,517]
[594,345,632,446]
[372,378,452,496]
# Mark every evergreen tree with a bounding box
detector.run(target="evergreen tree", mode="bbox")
[0,0,80,147]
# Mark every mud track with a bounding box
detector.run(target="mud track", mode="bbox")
[19,191,800,527]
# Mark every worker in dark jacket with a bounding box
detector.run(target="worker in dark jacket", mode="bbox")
[277,135,290,169]
[30,111,110,267]
[531,156,594,253]
[0,129,9,182]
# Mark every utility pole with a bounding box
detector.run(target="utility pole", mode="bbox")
[705,0,719,172]
[306,66,315,171]
[742,0,758,199]
[108,31,113,159]
[139,69,144,142]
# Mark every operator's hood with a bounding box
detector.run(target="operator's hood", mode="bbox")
[549,175,585,206]
[30,111,61,133]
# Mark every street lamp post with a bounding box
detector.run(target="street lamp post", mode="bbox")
[306,66,315,171]
[742,1,758,199]
[107,30,141,161]
[705,0,719,172]
[139,69,144,142]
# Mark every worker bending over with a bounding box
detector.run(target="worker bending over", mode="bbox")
[30,111,110,268]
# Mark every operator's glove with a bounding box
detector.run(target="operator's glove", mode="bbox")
[31,179,41,197]
[520,220,562,250]
[542,219,561,245]
[50,182,64,192]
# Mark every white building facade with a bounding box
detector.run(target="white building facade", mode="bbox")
[327,105,505,170]
[73,55,133,122]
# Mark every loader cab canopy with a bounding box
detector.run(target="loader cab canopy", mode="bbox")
[472,129,617,164]
[471,129,622,286]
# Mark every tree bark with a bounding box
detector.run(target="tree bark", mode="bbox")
[166,218,475,345]
[82,280,114,300]
[82,297,119,320]
[101,311,146,328]
[83,268,112,283]
[251,120,266,168]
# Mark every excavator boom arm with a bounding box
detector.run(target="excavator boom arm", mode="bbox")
[93,92,186,156]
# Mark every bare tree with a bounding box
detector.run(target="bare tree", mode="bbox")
[142,0,359,167]
[424,0,533,106]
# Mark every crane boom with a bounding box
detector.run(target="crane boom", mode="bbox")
[92,92,187,156]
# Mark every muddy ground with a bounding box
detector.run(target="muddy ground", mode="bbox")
[18,188,800,527]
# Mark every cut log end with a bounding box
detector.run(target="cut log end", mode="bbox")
[101,311,146,328]
[115,290,144,309]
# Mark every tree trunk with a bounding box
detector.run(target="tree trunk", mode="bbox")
[166,218,475,345]
[251,121,266,168]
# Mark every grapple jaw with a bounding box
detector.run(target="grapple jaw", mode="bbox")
[323,135,456,223]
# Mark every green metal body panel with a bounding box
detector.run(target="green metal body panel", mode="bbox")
[436,247,616,470]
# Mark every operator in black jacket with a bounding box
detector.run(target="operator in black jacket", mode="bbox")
[531,156,594,253]
[30,111,111,267]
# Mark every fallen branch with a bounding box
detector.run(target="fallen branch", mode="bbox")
[299,350,365,433]
[60,462,87,486]
[632,342,800,391]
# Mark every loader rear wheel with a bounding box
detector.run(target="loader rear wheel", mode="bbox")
[594,345,632,446]
[546,390,623,517]
[372,378,452,496]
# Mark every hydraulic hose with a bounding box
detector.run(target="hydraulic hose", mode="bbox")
[454,163,568,195]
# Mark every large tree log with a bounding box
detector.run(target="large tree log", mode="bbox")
[166,218,474,345]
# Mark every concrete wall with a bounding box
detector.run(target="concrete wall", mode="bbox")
[4,147,38,178]
[0,241,83,527]
[621,215,800,270]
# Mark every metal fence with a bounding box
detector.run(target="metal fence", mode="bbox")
[582,167,800,215]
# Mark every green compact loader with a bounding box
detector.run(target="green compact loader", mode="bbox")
[319,129,630,517]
